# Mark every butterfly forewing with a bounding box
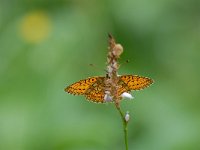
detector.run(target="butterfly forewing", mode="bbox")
[65,77,100,95]
[120,75,153,90]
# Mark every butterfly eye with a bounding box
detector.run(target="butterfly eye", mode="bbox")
[106,74,110,79]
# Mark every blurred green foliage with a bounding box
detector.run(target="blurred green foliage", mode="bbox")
[0,0,200,150]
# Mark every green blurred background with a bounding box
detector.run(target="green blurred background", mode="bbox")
[0,0,200,150]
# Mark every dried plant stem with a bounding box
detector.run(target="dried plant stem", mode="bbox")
[115,104,129,150]
[106,34,129,150]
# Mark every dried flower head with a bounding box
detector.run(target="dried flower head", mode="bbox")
[113,44,123,58]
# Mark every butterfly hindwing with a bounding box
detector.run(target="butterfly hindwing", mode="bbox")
[85,77,106,103]
[116,79,131,96]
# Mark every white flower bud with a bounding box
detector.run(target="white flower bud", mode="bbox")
[121,92,134,99]
[104,91,113,102]
[125,111,130,122]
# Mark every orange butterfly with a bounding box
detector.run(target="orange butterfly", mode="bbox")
[65,75,153,103]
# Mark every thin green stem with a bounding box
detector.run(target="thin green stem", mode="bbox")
[115,104,129,150]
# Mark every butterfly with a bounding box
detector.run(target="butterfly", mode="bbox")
[65,75,153,103]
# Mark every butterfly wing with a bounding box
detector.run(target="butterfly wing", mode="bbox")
[120,75,153,90]
[85,77,106,103]
[65,77,100,95]
[116,79,131,96]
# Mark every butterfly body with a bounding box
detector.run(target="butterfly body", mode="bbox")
[65,75,153,103]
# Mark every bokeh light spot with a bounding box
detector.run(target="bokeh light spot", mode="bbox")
[19,11,51,43]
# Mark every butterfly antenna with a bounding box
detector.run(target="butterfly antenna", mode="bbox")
[108,33,113,39]
[89,63,107,73]
[120,59,131,67]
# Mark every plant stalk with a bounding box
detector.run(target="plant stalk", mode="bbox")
[115,104,129,150]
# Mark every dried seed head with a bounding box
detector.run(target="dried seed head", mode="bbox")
[112,62,119,70]
[113,44,123,58]
[107,65,113,74]
[105,34,123,105]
